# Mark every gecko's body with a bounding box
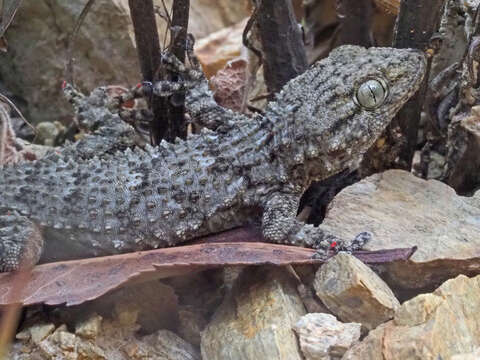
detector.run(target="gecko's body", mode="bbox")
[0,46,426,271]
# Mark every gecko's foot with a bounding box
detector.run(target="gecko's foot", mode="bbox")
[311,231,372,260]
[139,51,205,98]
[0,210,43,272]
[347,231,372,252]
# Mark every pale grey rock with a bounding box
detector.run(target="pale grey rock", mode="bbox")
[292,313,361,360]
[142,329,201,360]
[445,105,480,193]
[313,253,399,330]
[1,0,139,124]
[451,347,480,360]
[200,266,306,360]
[0,0,248,124]
[11,312,199,360]
[342,274,480,360]
[320,169,480,289]
[75,314,103,340]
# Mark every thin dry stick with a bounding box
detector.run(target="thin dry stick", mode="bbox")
[0,92,34,134]
[64,0,96,85]
[0,0,23,37]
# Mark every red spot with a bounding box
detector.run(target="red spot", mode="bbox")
[61,80,67,89]
[135,82,142,89]
[330,241,337,248]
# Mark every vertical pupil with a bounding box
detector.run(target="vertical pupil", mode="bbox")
[367,84,377,103]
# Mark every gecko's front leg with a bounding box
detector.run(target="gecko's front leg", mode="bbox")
[0,209,43,271]
[261,193,371,259]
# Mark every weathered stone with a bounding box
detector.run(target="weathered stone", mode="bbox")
[451,347,480,360]
[313,253,399,330]
[446,104,480,194]
[201,266,306,360]
[342,274,480,360]
[297,283,331,314]
[196,18,248,79]
[321,169,480,289]
[11,313,199,359]
[210,58,248,112]
[177,306,207,346]
[292,313,361,360]
[35,121,65,146]
[81,280,179,333]
[1,0,249,124]
[1,1,139,125]
[26,323,56,344]
[141,329,201,360]
[75,313,103,339]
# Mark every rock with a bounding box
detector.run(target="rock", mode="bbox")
[141,330,201,360]
[35,121,65,146]
[292,313,361,360]
[297,283,331,314]
[177,306,208,346]
[2,0,140,125]
[201,266,306,360]
[25,323,56,344]
[342,274,480,360]
[313,253,399,330]
[210,58,247,112]
[75,313,103,339]
[321,169,480,289]
[451,347,480,360]
[80,280,179,334]
[196,18,248,79]
[1,0,249,124]
[445,105,480,194]
[11,310,199,359]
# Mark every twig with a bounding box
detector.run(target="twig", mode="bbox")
[0,0,23,38]
[390,0,447,168]
[151,0,189,144]
[128,0,189,144]
[0,92,34,133]
[64,0,96,85]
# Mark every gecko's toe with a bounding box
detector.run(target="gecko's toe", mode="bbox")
[352,231,372,250]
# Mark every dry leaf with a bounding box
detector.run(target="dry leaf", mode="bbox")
[0,227,416,307]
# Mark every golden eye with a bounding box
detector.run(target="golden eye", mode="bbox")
[354,78,388,110]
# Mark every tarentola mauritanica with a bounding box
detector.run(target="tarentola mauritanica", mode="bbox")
[0,45,426,271]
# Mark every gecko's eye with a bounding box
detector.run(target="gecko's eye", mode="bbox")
[354,78,388,110]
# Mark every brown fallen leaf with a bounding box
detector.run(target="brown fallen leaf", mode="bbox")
[0,227,416,307]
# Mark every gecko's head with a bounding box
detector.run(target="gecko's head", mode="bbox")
[325,45,427,132]
[270,45,426,181]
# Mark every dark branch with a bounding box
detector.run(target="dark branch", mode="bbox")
[254,0,308,95]
[390,0,446,169]
[335,0,374,47]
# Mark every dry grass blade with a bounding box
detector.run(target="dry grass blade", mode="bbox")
[64,0,96,85]
[0,98,34,164]
[0,0,23,38]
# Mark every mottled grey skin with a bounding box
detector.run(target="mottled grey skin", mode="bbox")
[0,46,426,271]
